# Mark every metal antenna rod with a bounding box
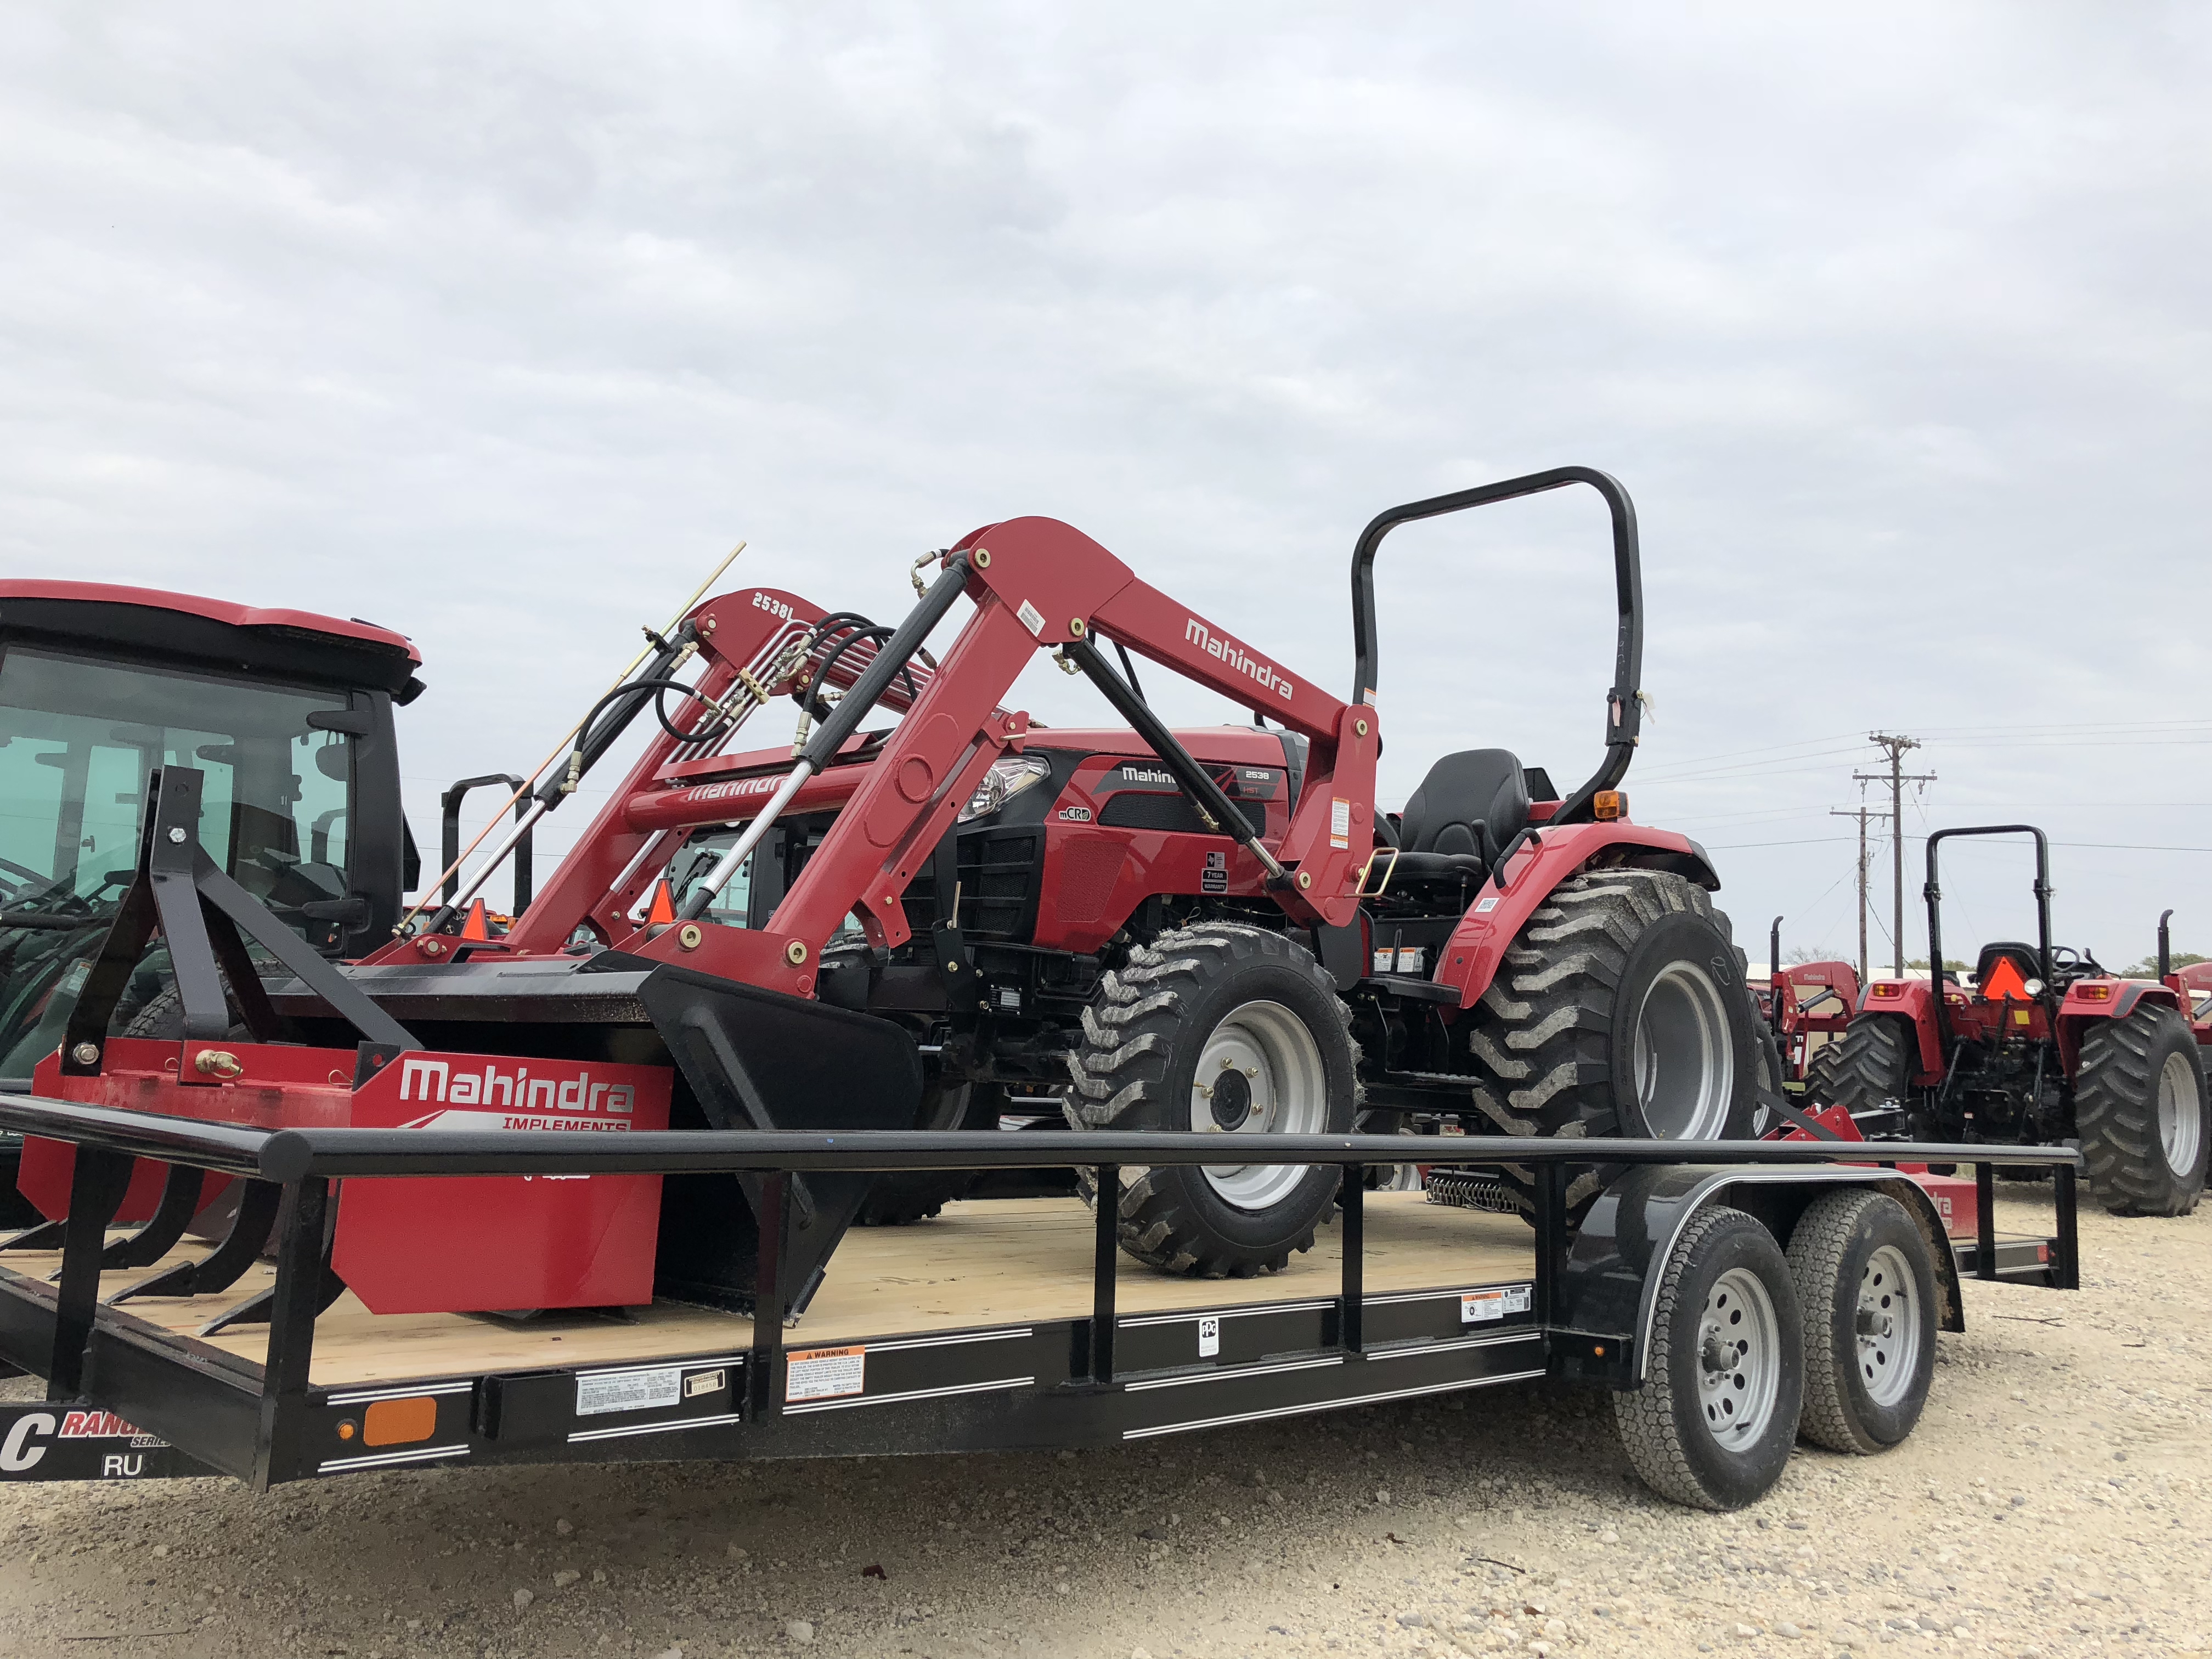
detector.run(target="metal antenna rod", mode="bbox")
[400,540,748,930]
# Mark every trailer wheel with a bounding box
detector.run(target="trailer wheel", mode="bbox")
[1804,1013,1913,1113]
[2075,1001,2209,1216]
[1612,1205,1803,1510]
[1062,923,1356,1277]
[1785,1190,1936,1453]
[1467,869,1762,1210]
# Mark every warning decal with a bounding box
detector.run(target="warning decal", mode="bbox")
[1329,797,1352,850]
[1462,1284,1534,1324]
[577,1365,682,1417]
[786,1346,867,1403]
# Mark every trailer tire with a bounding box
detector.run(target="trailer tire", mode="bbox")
[1805,1014,1914,1114]
[1467,869,1762,1211]
[1785,1190,1936,1454]
[2075,1001,2208,1216]
[1062,923,1356,1277]
[1613,1205,1803,1510]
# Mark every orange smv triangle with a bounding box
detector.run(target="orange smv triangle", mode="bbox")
[1981,954,2029,1002]
[460,898,492,941]
[645,879,677,928]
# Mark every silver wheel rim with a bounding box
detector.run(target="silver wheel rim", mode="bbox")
[2155,1049,2203,1177]
[1189,1000,1330,1210]
[1696,1266,1780,1446]
[1633,961,1736,1139]
[1856,1244,1920,1408]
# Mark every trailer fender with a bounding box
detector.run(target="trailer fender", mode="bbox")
[1551,1164,1963,1389]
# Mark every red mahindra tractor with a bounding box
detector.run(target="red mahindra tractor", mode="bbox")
[0,582,433,1228]
[1762,919,1859,1093]
[1812,826,2209,1216]
[15,467,1770,1321]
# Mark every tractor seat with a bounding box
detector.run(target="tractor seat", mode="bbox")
[1386,749,1530,884]
[1974,941,2043,996]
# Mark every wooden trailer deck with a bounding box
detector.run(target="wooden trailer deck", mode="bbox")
[4,1192,1538,1390]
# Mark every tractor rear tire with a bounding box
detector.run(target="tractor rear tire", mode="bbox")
[1805,1014,1914,1115]
[1786,1189,1937,1454]
[1062,923,1357,1277]
[1465,868,1763,1210]
[2075,1002,2209,1216]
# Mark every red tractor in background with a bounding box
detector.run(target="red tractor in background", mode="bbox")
[1760,918,1859,1094]
[1812,826,2209,1216]
[14,467,1775,1323]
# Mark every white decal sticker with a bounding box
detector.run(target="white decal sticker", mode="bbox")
[684,1368,727,1400]
[786,1346,866,1403]
[1462,1290,1505,1323]
[1504,1283,1532,1314]
[576,1365,682,1417]
[1329,797,1352,850]
[1198,1317,1220,1358]
[1474,896,1500,914]
[1016,599,1046,637]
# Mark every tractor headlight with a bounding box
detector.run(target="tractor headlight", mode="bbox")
[958,755,1053,823]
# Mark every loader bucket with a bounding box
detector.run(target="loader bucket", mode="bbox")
[633,962,923,1321]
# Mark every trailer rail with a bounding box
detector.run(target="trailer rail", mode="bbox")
[0,1094,2079,1494]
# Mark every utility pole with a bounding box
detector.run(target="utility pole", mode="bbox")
[1856,734,1936,977]
[1831,805,1876,984]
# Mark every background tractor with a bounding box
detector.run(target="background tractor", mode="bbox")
[1811,825,2208,1216]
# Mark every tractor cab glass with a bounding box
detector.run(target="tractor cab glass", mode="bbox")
[0,646,355,1078]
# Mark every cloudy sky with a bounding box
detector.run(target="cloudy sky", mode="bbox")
[6,3,2207,970]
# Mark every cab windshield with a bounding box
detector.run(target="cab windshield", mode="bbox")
[0,646,355,1079]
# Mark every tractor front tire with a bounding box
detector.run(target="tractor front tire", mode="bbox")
[1062,923,1357,1277]
[854,1081,1002,1226]
[1806,1014,1915,1115]
[1465,868,1763,1209]
[2075,1002,2209,1216]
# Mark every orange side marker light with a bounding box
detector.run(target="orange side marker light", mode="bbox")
[363,1396,439,1447]
[1592,790,1627,821]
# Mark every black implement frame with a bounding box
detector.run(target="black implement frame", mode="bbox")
[1348,466,1643,826]
[0,1093,2078,1492]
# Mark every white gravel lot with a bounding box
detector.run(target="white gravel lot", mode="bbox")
[1,1193,2204,1659]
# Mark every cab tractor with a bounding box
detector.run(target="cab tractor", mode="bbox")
[0,582,436,1224]
[1811,825,2209,1216]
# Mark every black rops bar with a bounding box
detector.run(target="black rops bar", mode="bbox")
[1348,466,1643,826]
[1923,824,2053,1051]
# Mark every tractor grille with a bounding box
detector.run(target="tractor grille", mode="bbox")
[898,831,1041,943]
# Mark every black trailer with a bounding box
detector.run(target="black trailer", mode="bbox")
[0,1098,2076,1513]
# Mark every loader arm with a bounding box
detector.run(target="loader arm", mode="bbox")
[631,516,1377,998]
[492,587,941,955]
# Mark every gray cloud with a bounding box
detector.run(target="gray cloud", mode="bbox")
[3,2,2205,964]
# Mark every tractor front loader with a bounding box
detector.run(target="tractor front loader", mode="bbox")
[13,467,1771,1329]
[1812,826,2209,1216]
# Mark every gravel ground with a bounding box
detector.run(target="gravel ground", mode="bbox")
[1,1193,2204,1659]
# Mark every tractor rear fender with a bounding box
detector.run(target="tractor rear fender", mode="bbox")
[2053,979,2183,1075]
[1853,985,1948,1082]
[1430,823,1720,1011]
[1551,1163,1965,1389]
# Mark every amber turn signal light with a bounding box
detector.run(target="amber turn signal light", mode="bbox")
[1592,790,1626,821]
